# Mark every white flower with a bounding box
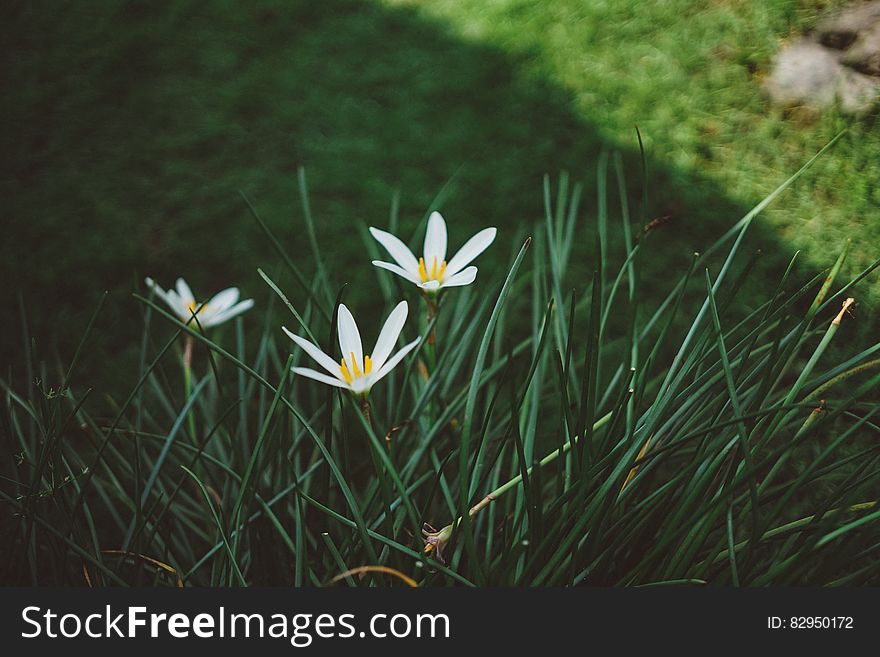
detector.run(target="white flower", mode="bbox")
[284,300,420,395]
[370,211,496,292]
[145,277,254,328]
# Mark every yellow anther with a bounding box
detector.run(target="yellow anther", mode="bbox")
[340,353,371,383]
[339,358,353,384]
[418,256,448,283]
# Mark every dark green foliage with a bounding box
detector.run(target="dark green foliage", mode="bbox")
[3,155,878,586]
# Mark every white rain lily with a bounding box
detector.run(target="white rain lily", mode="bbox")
[145,277,254,329]
[284,300,420,395]
[370,211,496,292]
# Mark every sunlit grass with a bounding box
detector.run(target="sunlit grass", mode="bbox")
[385,0,879,295]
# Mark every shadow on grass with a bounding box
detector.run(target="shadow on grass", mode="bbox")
[0,0,833,388]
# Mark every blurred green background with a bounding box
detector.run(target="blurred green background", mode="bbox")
[2,0,877,388]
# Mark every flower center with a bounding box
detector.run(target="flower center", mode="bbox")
[187,301,208,316]
[340,352,372,384]
[418,256,447,283]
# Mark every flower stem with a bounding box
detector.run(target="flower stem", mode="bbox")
[420,292,440,372]
[444,410,614,531]
[359,394,392,461]
[359,394,396,543]
[761,297,855,490]
[425,293,438,348]
[182,335,197,442]
[421,293,441,424]
[804,357,880,403]
[358,395,373,431]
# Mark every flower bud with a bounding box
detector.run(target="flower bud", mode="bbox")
[422,523,454,564]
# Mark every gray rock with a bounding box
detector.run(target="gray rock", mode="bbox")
[818,1,880,50]
[766,41,841,109]
[842,23,880,75]
[766,2,880,116]
[837,62,880,113]
[766,39,843,108]
[765,39,880,115]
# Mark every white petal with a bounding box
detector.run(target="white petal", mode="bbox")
[370,300,408,370]
[144,276,162,294]
[370,338,420,386]
[442,266,478,288]
[207,287,240,314]
[284,328,344,379]
[145,277,176,312]
[369,227,420,273]
[292,367,351,390]
[167,294,187,319]
[372,260,421,285]
[175,278,195,305]
[423,211,447,270]
[336,304,364,373]
[204,299,254,327]
[418,280,441,291]
[444,227,497,277]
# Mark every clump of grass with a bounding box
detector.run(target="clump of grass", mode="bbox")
[2,145,879,587]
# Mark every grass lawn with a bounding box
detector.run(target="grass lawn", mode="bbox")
[391,0,878,282]
[3,0,879,587]
[2,0,877,385]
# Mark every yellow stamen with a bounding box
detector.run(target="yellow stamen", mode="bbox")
[339,358,353,384]
[418,256,448,283]
[340,354,372,383]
